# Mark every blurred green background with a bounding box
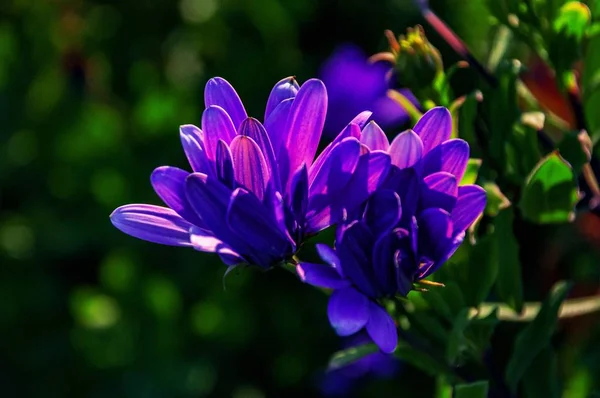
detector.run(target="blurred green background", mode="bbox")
[4,0,597,397]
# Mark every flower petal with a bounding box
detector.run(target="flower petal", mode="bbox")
[336,221,378,297]
[150,166,204,227]
[309,137,361,194]
[412,107,452,154]
[227,188,294,262]
[361,121,390,151]
[190,225,245,265]
[452,185,486,235]
[110,204,192,246]
[279,79,328,190]
[371,230,400,296]
[185,173,252,254]
[418,207,454,263]
[327,287,370,336]
[363,189,402,236]
[180,125,211,173]
[309,123,361,184]
[420,172,458,212]
[265,76,299,120]
[204,77,248,129]
[366,301,397,353]
[383,167,420,225]
[201,105,237,163]
[296,262,349,289]
[388,129,423,169]
[239,117,281,192]
[289,164,309,228]
[306,151,391,233]
[349,110,373,129]
[230,135,270,201]
[215,140,235,189]
[421,139,469,180]
[316,243,342,273]
[264,97,293,156]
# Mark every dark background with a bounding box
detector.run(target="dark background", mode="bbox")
[3,0,592,397]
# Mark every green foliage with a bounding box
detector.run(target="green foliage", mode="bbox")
[506,281,573,392]
[519,152,580,223]
[454,381,489,398]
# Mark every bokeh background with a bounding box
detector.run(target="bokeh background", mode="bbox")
[2,0,599,397]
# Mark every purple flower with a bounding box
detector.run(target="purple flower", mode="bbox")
[320,44,416,135]
[297,107,486,353]
[110,77,391,269]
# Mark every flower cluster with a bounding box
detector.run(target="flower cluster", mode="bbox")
[297,107,486,353]
[111,77,388,269]
[110,76,485,354]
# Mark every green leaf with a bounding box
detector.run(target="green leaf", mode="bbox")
[493,208,524,313]
[464,310,499,355]
[523,348,560,398]
[446,308,470,365]
[460,158,482,185]
[558,131,590,175]
[394,338,456,381]
[553,2,591,41]
[505,280,573,392]
[519,151,579,224]
[327,343,378,370]
[465,236,498,307]
[482,181,511,216]
[454,381,490,398]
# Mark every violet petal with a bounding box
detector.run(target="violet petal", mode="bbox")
[215,140,235,189]
[452,185,486,235]
[204,77,248,129]
[179,124,211,174]
[110,204,193,246]
[239,117,281,192]
[421,138,470,180]
[265,76,299,120]
[388,129,424,169]
[366,301,398,353]
[226,188,294,259]
[363,189,402,236]
[264,97,293,156]
[150,166,204,227]
[420,172,458,212]
[230,135,270,201]
[279,79,327,190]
[201,105,237,163]
[412,107,452,154]
[327,286,370,336]
[296,262,350,289]
[361,121,390,151]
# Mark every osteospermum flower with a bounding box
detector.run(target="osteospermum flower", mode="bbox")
[110,77,391,269]
[297,107,486,352]
[320,44,417,135]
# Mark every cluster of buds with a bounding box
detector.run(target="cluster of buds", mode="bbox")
[370,26,443,95]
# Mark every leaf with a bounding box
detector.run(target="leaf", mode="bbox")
[482,181,511,216]
[523,348,560,398]
[558,130,590,175]
[454,381,490,398]
[493,208,524,313]
[464,309,499,356]
[327,343,378,370]
[394,338,456,381]
[465,235,498,307]
[446,308,470,365]
[505,280,573,392]
[519,151,579,224]
[460,158,482,185]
